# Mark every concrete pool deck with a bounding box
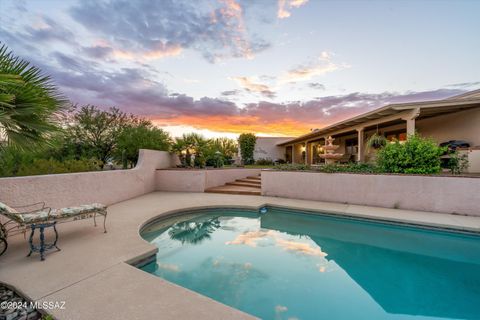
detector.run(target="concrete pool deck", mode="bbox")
[1,192,480,320]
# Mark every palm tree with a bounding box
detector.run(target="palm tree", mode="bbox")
[0,44,67,149]
[213,137,238,160]
[168,217,221,244]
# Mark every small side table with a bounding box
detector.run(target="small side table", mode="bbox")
[27,221,61,261]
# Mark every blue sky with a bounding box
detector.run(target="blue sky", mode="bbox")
[1,0,479,137]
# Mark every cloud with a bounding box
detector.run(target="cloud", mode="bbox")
[278,0,309,19]
[308,82,326,90]
[221,90,241,96]
[15,52,477,137]
[81,45,114,59]
[281,52,349,83]
[153,87,468,136]
[226,230,327,257]
[232,76,276,98]
[24,16,76,43]
[69,0,269,63]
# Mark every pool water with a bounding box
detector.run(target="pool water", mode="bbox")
[140,207,480,320]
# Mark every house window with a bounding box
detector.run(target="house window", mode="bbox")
[345,138,358,155]
[385,130,407,142]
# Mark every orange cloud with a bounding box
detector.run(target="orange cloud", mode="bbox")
[231,76,276,98]
[278,0,309,19]
[91,39,182,61]
[143,45,183,59]
[281,52,348,83]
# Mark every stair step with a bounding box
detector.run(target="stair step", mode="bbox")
[205,186,261,195]
[226,182,261,188]
[246,176,261,180]
[236,178,261,184]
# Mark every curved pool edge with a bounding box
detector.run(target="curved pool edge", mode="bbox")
[131,200,480,268]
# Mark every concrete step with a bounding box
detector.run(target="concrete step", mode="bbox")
[226,181,261,188]
[236,178,261,185]
[205,185,261,195]
[246,176,261,180]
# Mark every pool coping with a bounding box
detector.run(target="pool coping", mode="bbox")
[1,192,479,320]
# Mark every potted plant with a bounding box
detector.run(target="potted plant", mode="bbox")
[367,133,387,149]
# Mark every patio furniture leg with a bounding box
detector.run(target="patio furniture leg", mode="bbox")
[0,238,6,256]
[103,212,107,233]
[53,222,60,251]
[0,223,7,256]
[27,225,35,257]
[94,212,97,227]
[39,226,45,261]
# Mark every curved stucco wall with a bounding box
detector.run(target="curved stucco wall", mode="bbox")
[262,170,480,216]
[0,149,174,208]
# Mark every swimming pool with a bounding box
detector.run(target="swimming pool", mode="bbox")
[140,207,480,320]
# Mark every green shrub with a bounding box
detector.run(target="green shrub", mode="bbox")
[255,158,274,165]
[376,135,445,174]
[238,133,256,165]
[275,163,311,171]
[318,163,380,173]
[16,158,100,176]
[274,162,379,173]
[446,151,469,174]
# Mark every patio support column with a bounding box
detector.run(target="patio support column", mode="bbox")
[356,128,365,162]
[406,119,415,136]
[304,141,309,165]
[402,107,420,138]
[291,145,295,163]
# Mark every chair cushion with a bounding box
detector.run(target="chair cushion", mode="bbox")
[3,203,107,224]
[50,203,107,220]
[0,202,22,223]
[0,202,18,214]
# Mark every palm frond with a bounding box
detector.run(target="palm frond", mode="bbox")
[0,43,68,149]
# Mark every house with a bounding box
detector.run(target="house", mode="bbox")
[277,89,480,172]
[236,137,294,164]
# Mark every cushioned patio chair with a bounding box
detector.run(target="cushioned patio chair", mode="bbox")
[0,202,107,259]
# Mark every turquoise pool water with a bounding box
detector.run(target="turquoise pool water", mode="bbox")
[140,207,480,320]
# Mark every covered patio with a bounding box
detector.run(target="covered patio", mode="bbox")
[278,92,480,166]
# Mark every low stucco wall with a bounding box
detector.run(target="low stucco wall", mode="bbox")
[262,170,480,216]
[156,169,261,192]
[0,150,174,208]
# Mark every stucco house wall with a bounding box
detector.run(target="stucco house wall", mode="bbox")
[416,108,480,147]
[252,137,293,161]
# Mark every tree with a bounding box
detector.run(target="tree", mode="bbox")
[65,105,147,166]
[172,132,209,167]
[114,124,172,168]
[238,133,256,165]
[0,44,66,148]
[211,137,237,162]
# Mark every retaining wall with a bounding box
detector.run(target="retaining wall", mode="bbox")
[261,170,480,216]
[156,169,262,192]
[0,150,174,208]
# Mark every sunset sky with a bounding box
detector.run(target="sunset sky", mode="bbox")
[1,0,479,138]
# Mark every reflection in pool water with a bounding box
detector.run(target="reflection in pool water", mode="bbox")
[140,208,480,320]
